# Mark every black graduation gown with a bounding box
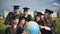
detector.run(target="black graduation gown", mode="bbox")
[42,30,52,34]
[51,20,56,34]
[41,19,52,34]
[35,19,52,34]
[5,27,15,34]
[16,26,24,34]
[4,12,21,25]
[5,25,18,34]
[34,20,44,34]
[44,20,56,34]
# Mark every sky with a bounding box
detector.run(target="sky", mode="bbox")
[0,0,60,15]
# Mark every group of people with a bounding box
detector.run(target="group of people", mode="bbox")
[4,5,56,34]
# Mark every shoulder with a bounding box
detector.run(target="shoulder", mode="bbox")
[9,12,13,14]
[8,12,13,15]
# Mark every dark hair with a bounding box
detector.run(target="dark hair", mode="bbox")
[34,15,42,25]
[10,15,19,25]
[19,16,26,22]
[19,16,26,27]
[44,15,52,27]
[11,15,19,20]
[34,15,41,21]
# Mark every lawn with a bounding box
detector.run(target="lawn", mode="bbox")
[0,18,60,34]
[53,18,60,34]
[0,18,6,34]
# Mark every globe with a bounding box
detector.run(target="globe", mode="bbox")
[25,21,40,34]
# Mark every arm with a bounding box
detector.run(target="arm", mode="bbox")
[40,25,51,30]
[51,20,56,30]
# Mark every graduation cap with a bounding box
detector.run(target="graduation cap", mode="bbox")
[23,7,29,11]
[45,9,53,15]
[36,12,43,16]
[11,15,19,20]
[13,5,20,9]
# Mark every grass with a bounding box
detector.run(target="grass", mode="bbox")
[53,18,60,34]
[0,18,6,34]
[0,18,60,34]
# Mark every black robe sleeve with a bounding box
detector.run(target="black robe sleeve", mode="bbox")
[4,12,13,25]
[5,27,11,34]
[51,20,56,34]
[17,27,24,34]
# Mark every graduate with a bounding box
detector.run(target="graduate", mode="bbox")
[22,7,33,22]
[4,5,21,25]
[5,15,19,34]
[40,9,55,34]
[34,12,44,26]
[34,12,45,34]
[17,16,26,34]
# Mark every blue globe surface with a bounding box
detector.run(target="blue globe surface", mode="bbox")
[25,21,40,34]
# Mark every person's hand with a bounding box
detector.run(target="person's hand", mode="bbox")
[40,25,45,29]
[44,27,51,30]
[40,25,51,31]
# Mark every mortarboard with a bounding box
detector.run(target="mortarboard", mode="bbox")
[23,7,29,11]
[36,12,43,16]
[13,5,20,9]
[45,9,53,15]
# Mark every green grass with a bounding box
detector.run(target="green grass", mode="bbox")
[0,18,60,34]
[53,18,60,34]
[0,18,6,34]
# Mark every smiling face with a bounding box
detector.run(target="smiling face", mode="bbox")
[23,11,28,15]
[44,13,49,19]
[14,9,19,14]
[19,19,26,26]
[36,16,41,22]
[11,19,19,25]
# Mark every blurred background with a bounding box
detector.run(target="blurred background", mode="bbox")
[0,0,60,34]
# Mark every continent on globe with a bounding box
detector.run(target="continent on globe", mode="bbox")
[25,21,40,34]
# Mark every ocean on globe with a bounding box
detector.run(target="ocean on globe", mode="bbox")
[25,21,40,34]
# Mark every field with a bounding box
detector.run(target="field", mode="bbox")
[0,18,60,34]
[0,18,6,34]
[53,18,60,34]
